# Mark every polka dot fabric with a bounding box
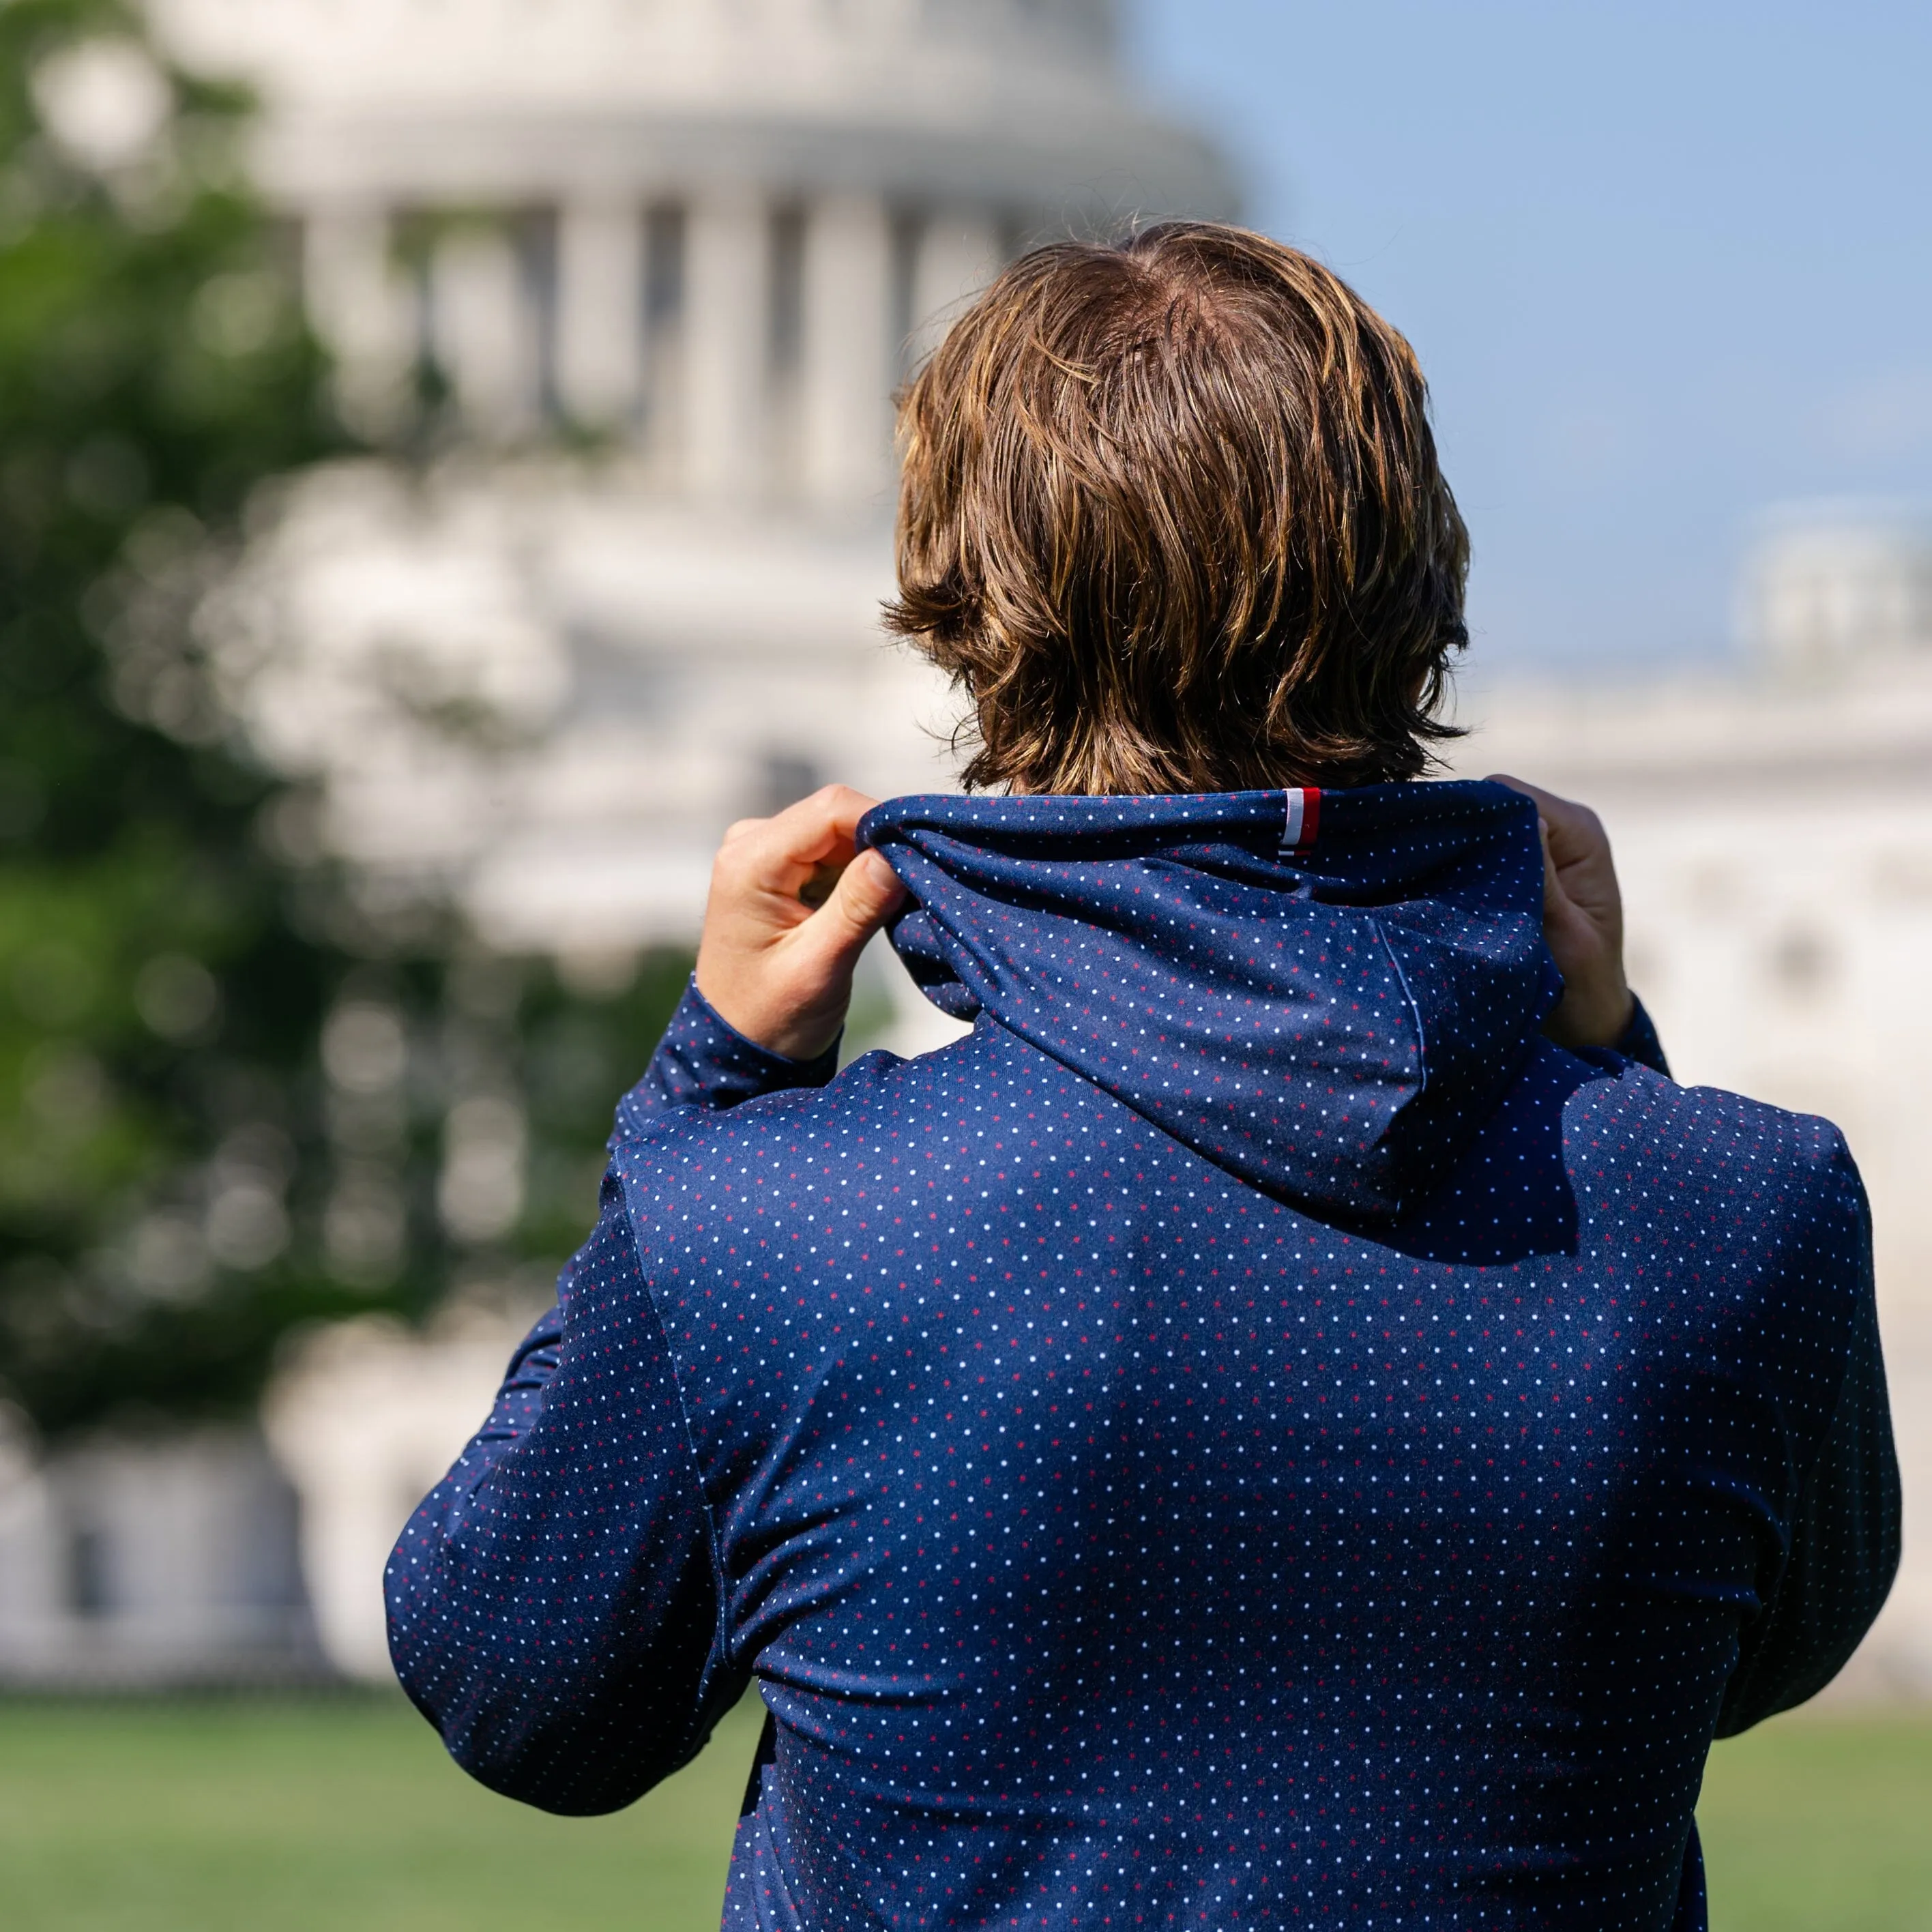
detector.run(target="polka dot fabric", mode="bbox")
[387,782,1897,1932]
[866,784,1567,1221]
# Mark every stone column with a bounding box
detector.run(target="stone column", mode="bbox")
[802,193,895,512]
[428,222,544,441]
[302,205,413,437]
[909,207,1004,372]
[554,201,645,430]
[684,190,770,506]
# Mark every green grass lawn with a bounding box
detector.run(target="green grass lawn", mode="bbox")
[0,1693,761,1932]
[1,1695,1927,1931]
[1697,1714,1932,1932]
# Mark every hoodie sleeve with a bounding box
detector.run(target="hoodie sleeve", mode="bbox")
[383,978,838,1814]
[617,975,840,1128]
[1614,997,1671,1079]
[1715,1142,1901,1735]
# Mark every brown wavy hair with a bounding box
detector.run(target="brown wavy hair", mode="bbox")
[886,222,1469,795]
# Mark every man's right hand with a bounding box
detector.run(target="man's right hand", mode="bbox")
[694,786,907,1063]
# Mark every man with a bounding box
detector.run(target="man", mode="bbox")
[388,224,1897,1930]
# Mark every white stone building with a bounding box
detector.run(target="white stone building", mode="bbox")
[1457,512,1932,1693]
[0,1422,318,1686]
[5,2,1923,1699]
[164,0,1238,969]
[0,0,1238,1684]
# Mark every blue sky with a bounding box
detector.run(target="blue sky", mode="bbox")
[1129,1,1932,677]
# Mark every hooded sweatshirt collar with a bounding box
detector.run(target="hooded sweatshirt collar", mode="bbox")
[860,781,1559,1221]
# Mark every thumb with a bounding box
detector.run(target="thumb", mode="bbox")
[801,849,906,971]
[1537,816,1563,913]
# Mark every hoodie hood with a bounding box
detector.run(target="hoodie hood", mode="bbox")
[860,781,1560,1221]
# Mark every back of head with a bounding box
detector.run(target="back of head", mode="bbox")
[889,222,1469,796]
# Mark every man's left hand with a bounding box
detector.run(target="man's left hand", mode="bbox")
[1489,774,1634,1051]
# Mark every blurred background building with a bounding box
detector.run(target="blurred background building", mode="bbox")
[1460,508,1932,1693]
[0,0,1924,1702]
[161,0,1234,971]
[0,0,1238,1685]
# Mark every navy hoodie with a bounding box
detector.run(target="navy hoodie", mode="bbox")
[387,781,1897,1932]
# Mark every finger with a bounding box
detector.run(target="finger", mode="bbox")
[774,785,879,853]
[1490,772,1572,840]
[1536,815,1564,914]
[725,787,882,899]
[798,860,845,909]
[795,849,907,975]
[1489,772,1554,810]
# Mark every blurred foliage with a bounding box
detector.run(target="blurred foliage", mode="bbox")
[0,0,688,1444]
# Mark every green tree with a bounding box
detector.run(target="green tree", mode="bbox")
[0,0,687,1444]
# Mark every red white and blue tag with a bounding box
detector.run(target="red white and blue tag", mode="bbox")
[1280,787,1321,860]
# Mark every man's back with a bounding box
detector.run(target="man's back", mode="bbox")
[388,783,1895,1932]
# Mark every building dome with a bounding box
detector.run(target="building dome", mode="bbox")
[153,0,1231,232]
[144,0,1244,988]
[153,0,1236,478]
